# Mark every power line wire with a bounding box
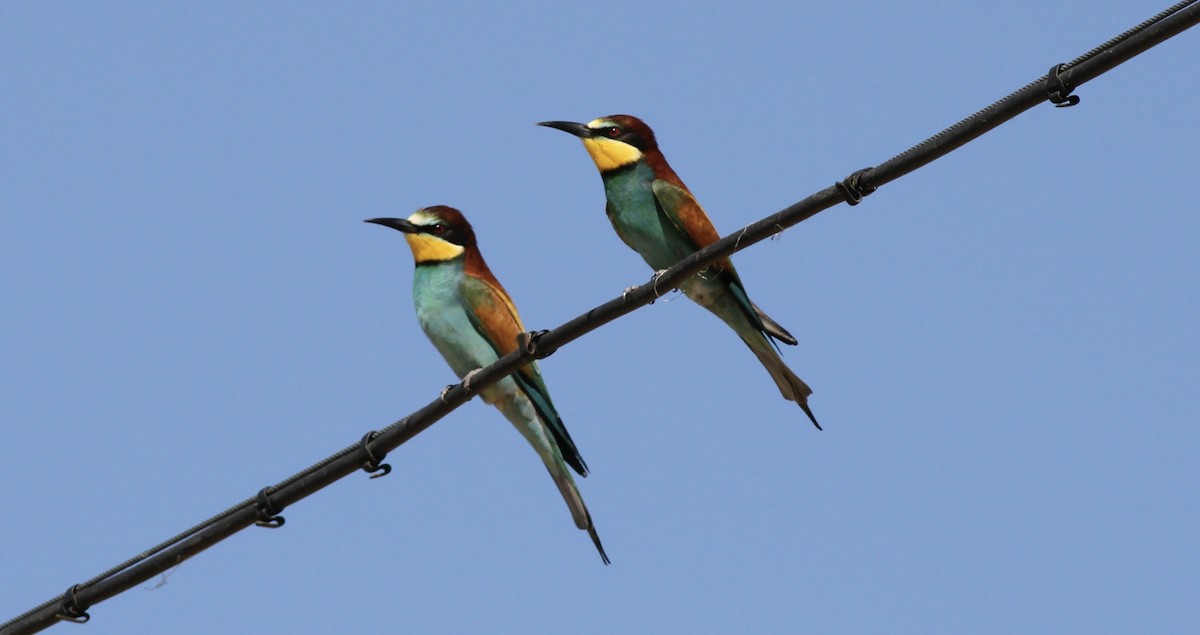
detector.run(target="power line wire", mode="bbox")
[3,2,1197,632]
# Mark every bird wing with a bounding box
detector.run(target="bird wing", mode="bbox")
[649,178,729,268]
[458,272,589,476]
[650,179,775,332]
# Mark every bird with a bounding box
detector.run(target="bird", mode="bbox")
[538,115,821,429]
[366,206,609,564]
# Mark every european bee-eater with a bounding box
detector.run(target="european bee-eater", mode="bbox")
[366,206,608,563]
[538,115,820,429]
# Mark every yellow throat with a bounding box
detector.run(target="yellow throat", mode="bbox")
[581,136,644,172]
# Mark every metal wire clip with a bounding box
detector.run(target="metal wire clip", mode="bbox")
[1045,63,1080,107]
[55,584,90,624]
[837,167,877,206]
[359,430,391,479]
[254,487,286,528]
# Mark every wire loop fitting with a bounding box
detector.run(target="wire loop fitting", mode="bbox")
[254,487,286,528]
[1045,63,1080,107]
[836,168,876,206]
[518,330,556,359]
[55,584,90,624]
[358,430,392,479]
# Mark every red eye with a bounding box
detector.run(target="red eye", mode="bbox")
[431,224,446,234]
[606,126,622,138]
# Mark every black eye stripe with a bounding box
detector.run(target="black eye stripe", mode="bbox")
[587,125,621,138]
[593,124,644,149]
[421,223,468,246]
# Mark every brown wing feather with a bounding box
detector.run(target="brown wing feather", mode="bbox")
[462,248,526,358]
[462,248,590,476]
[650,177,736,274]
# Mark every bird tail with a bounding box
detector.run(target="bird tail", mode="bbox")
[546,464,611,565]
[751,301,798,346]
[499,395,610,564]
[681,277,821,429]
[743,334,822,430]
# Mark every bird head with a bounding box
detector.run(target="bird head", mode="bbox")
[365,205,476,263]
[538,114,658,173]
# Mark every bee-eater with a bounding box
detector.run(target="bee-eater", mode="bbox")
[538,115,820,429]
[366,206,608,564]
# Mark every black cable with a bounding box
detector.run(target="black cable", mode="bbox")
[3,2,1197,632]
[867,0,1199,188]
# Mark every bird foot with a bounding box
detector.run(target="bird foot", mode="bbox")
[439,384,455,403]
[651,269,670,298]
[462,368,483,394]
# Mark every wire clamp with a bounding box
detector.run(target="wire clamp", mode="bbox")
[254,487,286,528]
[1045,63,1080,107]
[836,168,876,206]
[359,430,391,479]
[55,584,90,624]
[519,330,556,359]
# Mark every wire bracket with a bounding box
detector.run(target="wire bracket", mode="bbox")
[55,584,90,624]
[254,487,286,528]
[1045,63,1080,107]
[358,430,391,479]
[518,330,556,360]
[836,168,877,206]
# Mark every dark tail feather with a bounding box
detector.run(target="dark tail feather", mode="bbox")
[586,510,611,565]
[798,399,822,431]
[513,373,589,477]
[549,460,610,564]
[752,302,798,346]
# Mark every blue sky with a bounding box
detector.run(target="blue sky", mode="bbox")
[2,1,1198,633]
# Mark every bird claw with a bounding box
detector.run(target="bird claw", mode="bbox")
[623,270,672,302]
[462,368,483,394]
[651,269,670,298]
[439,384,455,403]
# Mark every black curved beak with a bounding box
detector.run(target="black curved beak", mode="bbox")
[536,120,593,139]
[365,217,419,233]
